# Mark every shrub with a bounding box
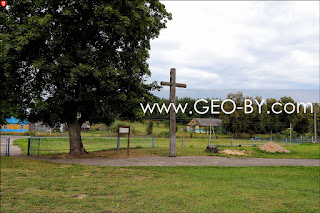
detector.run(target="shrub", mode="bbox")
[23,131,37,136]
[146,121,153,135]
[158,131,169,137]
[110,122,126,133]
[283,129,298,139]
[273,133,282,140]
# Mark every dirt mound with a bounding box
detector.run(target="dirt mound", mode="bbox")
[220,149,248,156]
[259,142,290,153]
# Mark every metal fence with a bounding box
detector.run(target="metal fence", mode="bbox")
[27,137,154,156]
[1,137,10,156]
[210,136,317,147]
[26,136,318,156]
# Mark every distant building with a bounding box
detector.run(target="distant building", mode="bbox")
[187,118,222,133]
[29,122,52,132]
[0,116,29,133]
[81,121,90,131]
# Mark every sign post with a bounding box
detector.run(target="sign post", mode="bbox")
[117,125,130,156]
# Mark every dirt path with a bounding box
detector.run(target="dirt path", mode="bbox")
[21,156,320,167]
[0,135,29,156]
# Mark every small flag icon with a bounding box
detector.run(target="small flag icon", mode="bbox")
[1,1,7,7]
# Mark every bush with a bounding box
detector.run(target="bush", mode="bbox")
[110,122,126,133]
[274,133,282,140]
[23,131,37,136]
[146,121,153,135]
[158,131,169,137]
[283,129,298,139]
[163,120,170,127]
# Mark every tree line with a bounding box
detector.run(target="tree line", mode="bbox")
[147,92,320,137]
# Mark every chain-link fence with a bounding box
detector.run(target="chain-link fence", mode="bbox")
[210,136,317,147]
[0,137,10,156]
[25,135,318,156]
[27,137,154,156]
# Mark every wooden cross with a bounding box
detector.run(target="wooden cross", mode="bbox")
[161,68,187,157]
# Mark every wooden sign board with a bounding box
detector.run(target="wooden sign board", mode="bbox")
[119,127,130,134]
[117,125,130,156]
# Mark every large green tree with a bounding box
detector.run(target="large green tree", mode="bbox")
[1,0,171,155]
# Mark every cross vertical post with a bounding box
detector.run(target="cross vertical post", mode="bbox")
[161,68,187,157]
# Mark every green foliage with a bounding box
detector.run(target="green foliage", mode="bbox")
[163,120,170,127]
[274,133,283,140]
[110,122,126,133]
[158,131,169,138]
[283,129,298,139]
[22,131,37,136]
[0,0,171,150]
[294,116,310,135]
[146,121,153,135]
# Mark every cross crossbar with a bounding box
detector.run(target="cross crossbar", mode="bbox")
[160,82,187,88]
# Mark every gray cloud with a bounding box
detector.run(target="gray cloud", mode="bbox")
[146,1,319,94]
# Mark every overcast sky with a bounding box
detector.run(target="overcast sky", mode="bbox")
[147,1,319,101]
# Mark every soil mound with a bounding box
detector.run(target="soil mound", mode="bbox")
[220,149,248,156]
[259,142,290,153]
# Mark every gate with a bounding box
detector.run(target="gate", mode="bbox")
[27,138,40,156]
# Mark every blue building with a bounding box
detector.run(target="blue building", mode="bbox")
[0,116,29,133]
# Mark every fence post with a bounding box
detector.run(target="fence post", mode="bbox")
[231,137,233,146]
[285,138,287,146]
[182,137,184,148]
[38,139,40,156]
[251,138,253,147]
[270,137,272,142]
[5,138,8,156]
[152,138,155,148]
[208,137,211,146]
[7,138,10,156]
[27,138,30,156]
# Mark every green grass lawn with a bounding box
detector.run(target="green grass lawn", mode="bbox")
[1,157,319,212]
[14,138,319,159]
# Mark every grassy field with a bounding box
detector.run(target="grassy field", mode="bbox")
[14,137,320,159]
[1,157,319,212]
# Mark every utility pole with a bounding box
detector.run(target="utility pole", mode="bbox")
[209,118,212,138]
[290,123,292,143]
[314,103,317,143]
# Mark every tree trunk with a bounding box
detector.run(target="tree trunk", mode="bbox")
[68,119,87,156]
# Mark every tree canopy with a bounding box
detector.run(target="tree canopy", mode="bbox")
[0,0,171,155]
